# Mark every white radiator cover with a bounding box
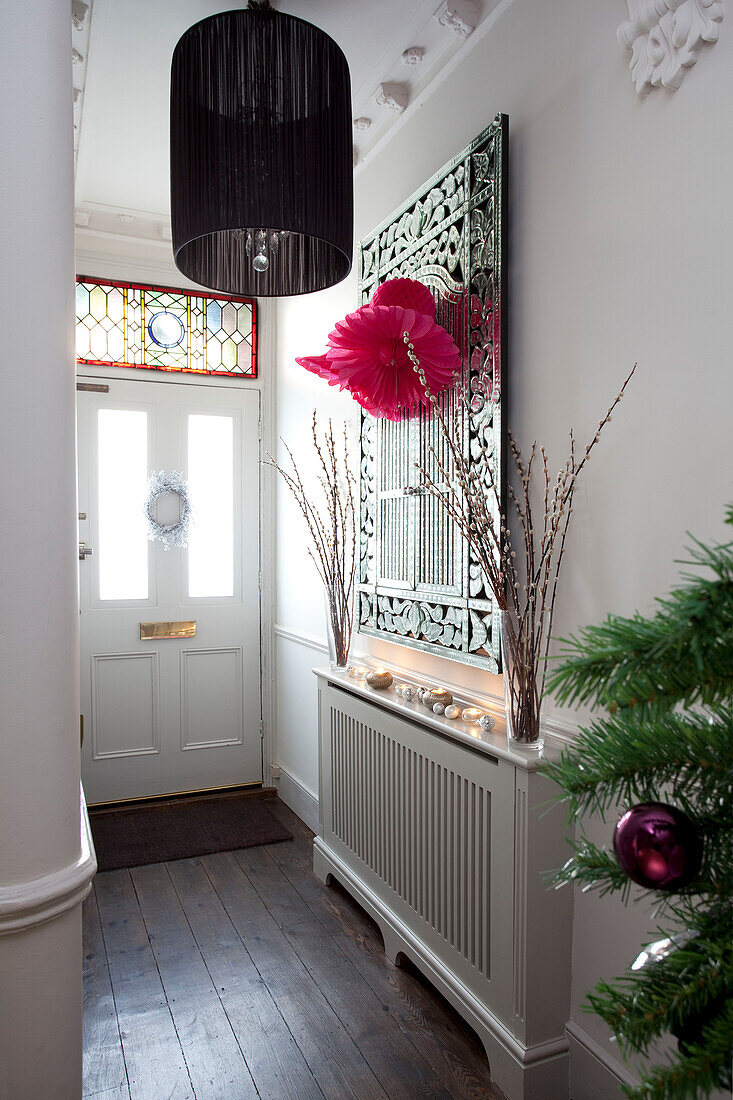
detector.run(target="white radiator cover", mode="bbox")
[314,670,573,1100]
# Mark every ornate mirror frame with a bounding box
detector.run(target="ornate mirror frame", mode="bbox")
[357,114,507,671]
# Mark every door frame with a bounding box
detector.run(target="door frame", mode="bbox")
[75,292,277,797]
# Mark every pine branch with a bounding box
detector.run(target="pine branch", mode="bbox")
[588,937,733,1055]
[547,526,733,712]
[585,919,733,1099]
[543,704,733,820]
[542,507,733,1100]
[546,706,733,906]
[622,999,733,1100]
[552,838,633,898]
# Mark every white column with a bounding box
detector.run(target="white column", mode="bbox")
[0,4,95,1098]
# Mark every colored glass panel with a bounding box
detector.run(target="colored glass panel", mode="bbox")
[207,301,221,333]
[75,277,257,378]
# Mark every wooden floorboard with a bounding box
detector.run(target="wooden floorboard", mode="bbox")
[267,801,506,1100]
[130,863,258,1099]
[84,1086,133,1099]
[82,888,130,1099]
[167,856,325,1100]
[234,843,456,1099]
[85,796,506,1100]
[95,870,195,1100]
[203,850,389,1100]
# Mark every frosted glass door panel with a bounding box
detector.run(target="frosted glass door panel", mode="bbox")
[187,414,234,598]
[97,408,149,600]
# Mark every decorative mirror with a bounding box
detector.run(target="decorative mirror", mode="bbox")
[357,114,507,670]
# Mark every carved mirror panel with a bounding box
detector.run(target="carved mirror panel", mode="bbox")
[358,114,507,671]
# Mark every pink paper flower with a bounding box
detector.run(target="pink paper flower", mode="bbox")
[370,277,436,315]
[296,278,461,420]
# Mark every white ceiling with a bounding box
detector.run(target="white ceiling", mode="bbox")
[74,0,494,245]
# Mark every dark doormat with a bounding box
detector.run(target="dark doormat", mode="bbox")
[90,795,293,872]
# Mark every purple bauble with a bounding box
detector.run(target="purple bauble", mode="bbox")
[613,802,702,890]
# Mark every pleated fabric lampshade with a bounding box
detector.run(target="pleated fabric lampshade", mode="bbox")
[170,4,353,297]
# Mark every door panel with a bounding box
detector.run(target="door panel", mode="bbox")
[78,377,261,803]
[91,652,160,758]
[180,647,243,750]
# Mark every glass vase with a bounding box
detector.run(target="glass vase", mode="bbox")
[324,586,352,670]
[499,609,548,752]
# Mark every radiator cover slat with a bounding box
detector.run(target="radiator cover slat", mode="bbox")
[330,700,494,978]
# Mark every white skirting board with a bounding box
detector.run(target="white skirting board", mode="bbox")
[272,764,320,834]
[566,1021,637,1099]
[567,1022,733,1100]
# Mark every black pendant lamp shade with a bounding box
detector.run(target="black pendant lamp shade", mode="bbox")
[170,5,353,297]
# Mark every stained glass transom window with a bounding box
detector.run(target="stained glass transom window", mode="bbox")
[75,277,257,378]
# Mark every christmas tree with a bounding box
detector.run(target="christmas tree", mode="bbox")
[542,507,733,1100]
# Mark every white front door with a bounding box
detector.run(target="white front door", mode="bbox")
[77,377,262,804]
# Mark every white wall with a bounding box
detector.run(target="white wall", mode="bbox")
[274,0,733,1092]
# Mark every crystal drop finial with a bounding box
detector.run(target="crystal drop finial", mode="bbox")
[253,229,269,272]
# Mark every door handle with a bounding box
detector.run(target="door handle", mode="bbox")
[79,541,93,561]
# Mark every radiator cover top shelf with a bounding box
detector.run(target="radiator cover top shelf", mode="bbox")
[315,666,561,769]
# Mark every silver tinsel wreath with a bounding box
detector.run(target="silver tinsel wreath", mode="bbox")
[144,469,192,550]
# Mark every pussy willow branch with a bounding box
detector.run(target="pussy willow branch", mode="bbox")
[405,330,636,726]
[266,412,357,661]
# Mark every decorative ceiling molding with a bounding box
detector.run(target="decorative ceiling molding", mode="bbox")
[402,46,426,65]
[434,1,477,39]
[353,116,372,131]
[374,82,409,113]
[72,0,89,32]
[617,0,724,95]
[72,0,94,168]
[74,249,190,290]
[347,0,503,169]
[74,201,171,246]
